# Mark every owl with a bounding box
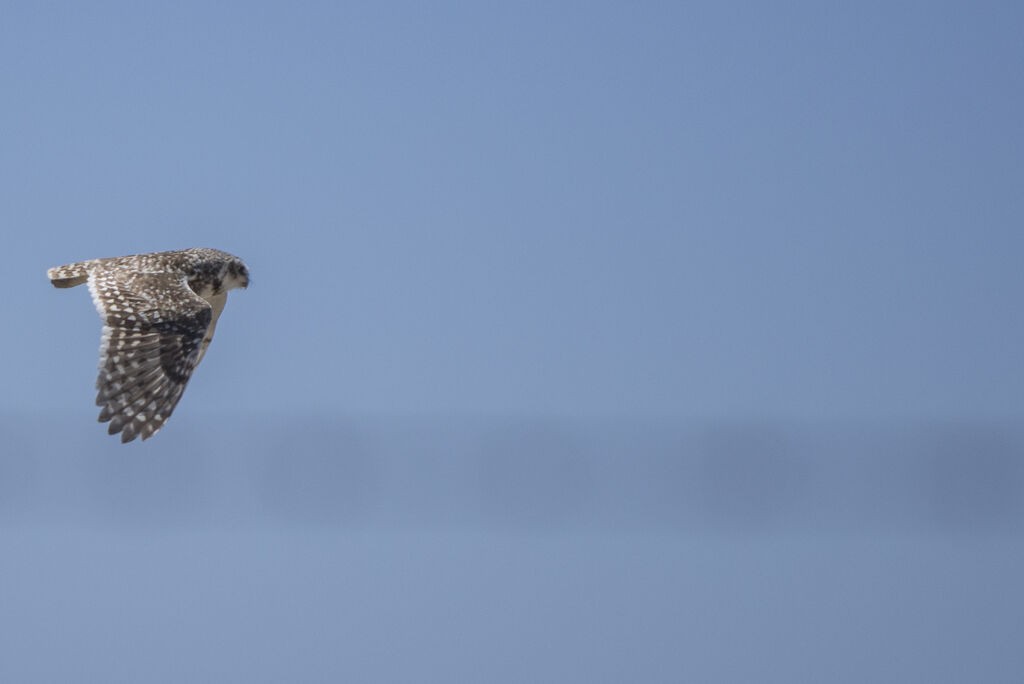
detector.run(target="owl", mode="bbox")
[48,248,249,442]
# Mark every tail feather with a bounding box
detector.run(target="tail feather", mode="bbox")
[47,262,92,288]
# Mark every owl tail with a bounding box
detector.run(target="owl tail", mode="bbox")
[47,261,91,288]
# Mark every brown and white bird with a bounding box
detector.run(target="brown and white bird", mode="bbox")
[47,248,249,442]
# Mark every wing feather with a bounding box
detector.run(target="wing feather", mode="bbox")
[87,269,213,442]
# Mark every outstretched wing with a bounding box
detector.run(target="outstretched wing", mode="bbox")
[87,267,213,442]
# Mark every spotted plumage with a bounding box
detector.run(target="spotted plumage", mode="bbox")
[47,248,249,442]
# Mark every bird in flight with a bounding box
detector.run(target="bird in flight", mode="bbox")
[47,248,249,442]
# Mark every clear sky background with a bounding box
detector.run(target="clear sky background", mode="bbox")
[3,4,1024,682]
[3,0,1022,423]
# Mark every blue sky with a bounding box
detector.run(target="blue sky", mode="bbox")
[3,1,1023,421]
[3,5,1024,682]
